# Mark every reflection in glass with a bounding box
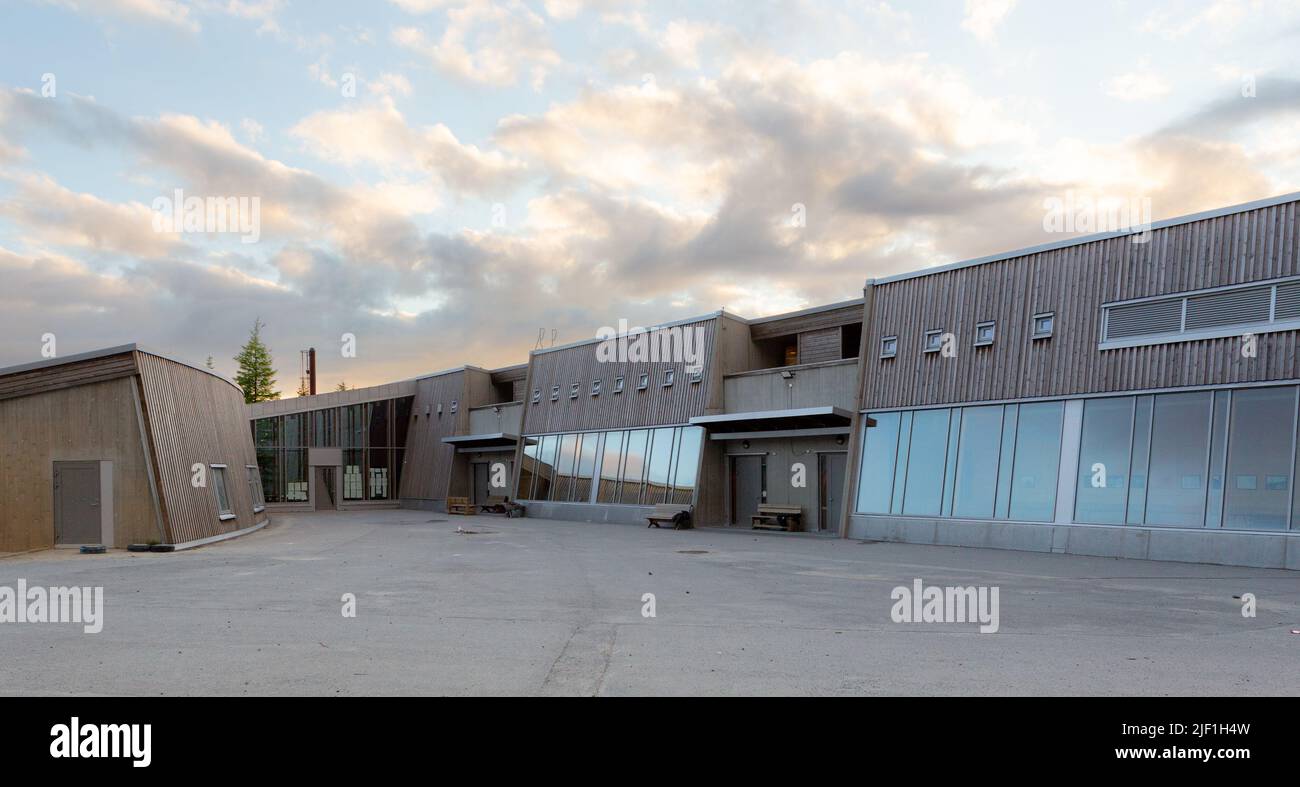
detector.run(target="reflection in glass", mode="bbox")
[620,430,649,504]
[645,428,676,504]
[902,409,950,516]
[1145,392,1211,527]
[598,431,625,502]
[855,412,900,514]
[1074,397,1133,525]
[1008,402,1062,522]
[952,405,1002,519]
[670,427,704,504]
[1224,387,1294,530]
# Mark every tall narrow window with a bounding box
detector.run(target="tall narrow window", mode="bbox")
[246,465,265,513]
[1224,387,1294,530]
[1074,397,1133,525]
[210,465,234,519]
[1144,391,1212,527]
[1007,402,1063,521]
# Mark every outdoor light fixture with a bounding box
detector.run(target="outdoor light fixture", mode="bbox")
[780,370,794,379]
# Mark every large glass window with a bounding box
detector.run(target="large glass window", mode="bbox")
[902,409,950,516]
[620,430,649,504]
[519,439,539,500]
[951,405,1002,519]
[645,428,676,504]
[670,427,703,504]
[1007,402,1062,521]
[552,434,579,501]
[1145,392,1212,527]
[1074,397,1133,525]
[518,426,703,507]
[597,431,624,502]
[856,412,900,514]
[533,435,557,501]
[211,465,233,516]
[1224,387,1295,530]
[572,433,600,503]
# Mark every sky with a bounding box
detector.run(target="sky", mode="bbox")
[1,0,1299,392]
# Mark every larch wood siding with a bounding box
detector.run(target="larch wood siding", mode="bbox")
[401,371,468,501]
[520,317,719,434]
[135,352,263,544]
[862,199,1300,409]
[0,353,137,402]
[797,326,843,365]
[0,377,158,551]
[749,302,863,341]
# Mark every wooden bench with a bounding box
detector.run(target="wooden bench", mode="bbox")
[647,503,693,529]
[447,496,476,515]
[751,504,803,532]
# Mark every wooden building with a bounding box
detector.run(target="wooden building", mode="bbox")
[847,192,1300,569]
[0,345,267,553]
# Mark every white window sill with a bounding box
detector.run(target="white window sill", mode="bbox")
[218,513,237,521]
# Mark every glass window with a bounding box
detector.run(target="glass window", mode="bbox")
[256,447,280,503]
[994,405,1018,518]
[311,408,337,447]
[1144,391,1212,527]
[246,466,264,511]
[1074,397,1133,525]
[533,435,557,501]
[284,449,308,502]
[1032,312,1054,338]
[254,417,278,447]
[393,398,413,448]
[856,412,900,513]
[532,388,541,404]
[974,321,995,346]
[645,428,676,503]
[368,401,389,448]
[1224,387,1295,530]
[550,385,560,402]
[1126,396,1153,524]
[591,380,601,396]
[552,434,579,500]
[613,376,625,394]
[568,383,579,399]
[342,405,365,448]
[670,427,703,504]
[620,430,650,503]
[1008,402,1062,521]
[368,449,391,500]
[343,449,364,500]
[637,373,649,390]
[662,369,675,388]
[952,405,1003,518]
[598,431,625,502]
[922,330,944,353]
[880,336,897,359]
[902,409,950,516]
[519,438,539,499]
[572,433,600,503]
[211,466,233,516]
[1205,391,1230,528]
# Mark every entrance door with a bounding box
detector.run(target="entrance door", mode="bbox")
[731,455,765,525]
[314,466,337,510]
[472,463,490,506]
[54,461,102,545]
[819,453,848,532]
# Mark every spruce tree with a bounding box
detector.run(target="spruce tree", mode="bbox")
[234,318,280,403]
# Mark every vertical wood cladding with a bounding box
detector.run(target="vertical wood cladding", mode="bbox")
[521,317,719,434]
[402,370,468,501]
[135,352,263,544]
[797,327,843,365]
[0,376,157,551]
[863,200,1300,409]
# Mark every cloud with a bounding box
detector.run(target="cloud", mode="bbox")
[40,0,199,31]
[961,0,1017,42]
[1103,58,1173,102]
[290,96,529,196]
[392,1,562,89]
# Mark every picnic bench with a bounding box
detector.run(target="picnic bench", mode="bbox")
[447,496,476,515]
[646,503,693,529]
[751,504,803,532]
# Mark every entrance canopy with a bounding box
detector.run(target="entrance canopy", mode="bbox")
[441,433,522,452]
[689,406,864,441]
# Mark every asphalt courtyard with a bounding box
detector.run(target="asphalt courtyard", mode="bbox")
[2,510,1298,696]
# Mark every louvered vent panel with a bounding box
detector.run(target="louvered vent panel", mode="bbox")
[1105,299,1182,339]
[1275,282,1300,320]
[1184,286,1271,330]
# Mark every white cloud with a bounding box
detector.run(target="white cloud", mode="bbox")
[1104,58,1173,102]
[392,1,562,89]
[41,0,199,31]
[961,0,1017,42]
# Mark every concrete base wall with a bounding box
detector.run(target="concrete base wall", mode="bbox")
[848,514,1300,570]
[401,498,447,513]
[521,501,654,525]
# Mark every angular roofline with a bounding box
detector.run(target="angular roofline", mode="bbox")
[0,343,243,393]
[866,190,1300,288]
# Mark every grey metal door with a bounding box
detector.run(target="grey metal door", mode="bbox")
[819,453,847,531]
[54,461,101,544]
[472,463,490,505]
[731,455,765,525]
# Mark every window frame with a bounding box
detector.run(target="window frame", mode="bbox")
[210,464,236,520]
[922,329,944,354]
[246,464,265,513]
[637,373,649,391]
[880,335,898,359]
[613,376,625,394]
[591,379,602,397]
[531,388,542,404]
[662,369,675,388]
[1032,312,1055,340]
[568,382,580,399]
[550,385,560,402]
[974,320,996,347]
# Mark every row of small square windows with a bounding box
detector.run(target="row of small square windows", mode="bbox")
[532,369,703,404]
[880,312,1055,358]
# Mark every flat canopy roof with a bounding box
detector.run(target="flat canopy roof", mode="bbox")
[690,406,858,438]
[440,433,522,451]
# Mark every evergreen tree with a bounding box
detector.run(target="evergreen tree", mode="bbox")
[233,318,280,404]
[335,380,349,392]
[204,356,215,370]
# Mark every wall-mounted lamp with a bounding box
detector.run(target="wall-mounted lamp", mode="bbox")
[779,370,794,380]
[741,440,750,450]
[835,436,845,446]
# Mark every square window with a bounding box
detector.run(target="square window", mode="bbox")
[923,329,944,353]
[613,376,625,394]
[880,336,897,358]
[568,383,580,399]
[591,379,602,396]
[637,373,649,390]
[975,321,996,346]
[662,369,675,387]
[1032,312,1054,339]
[450,399,458,414]
[531,388,542,404]
[688,368,703,383]
[550,385,560,402]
